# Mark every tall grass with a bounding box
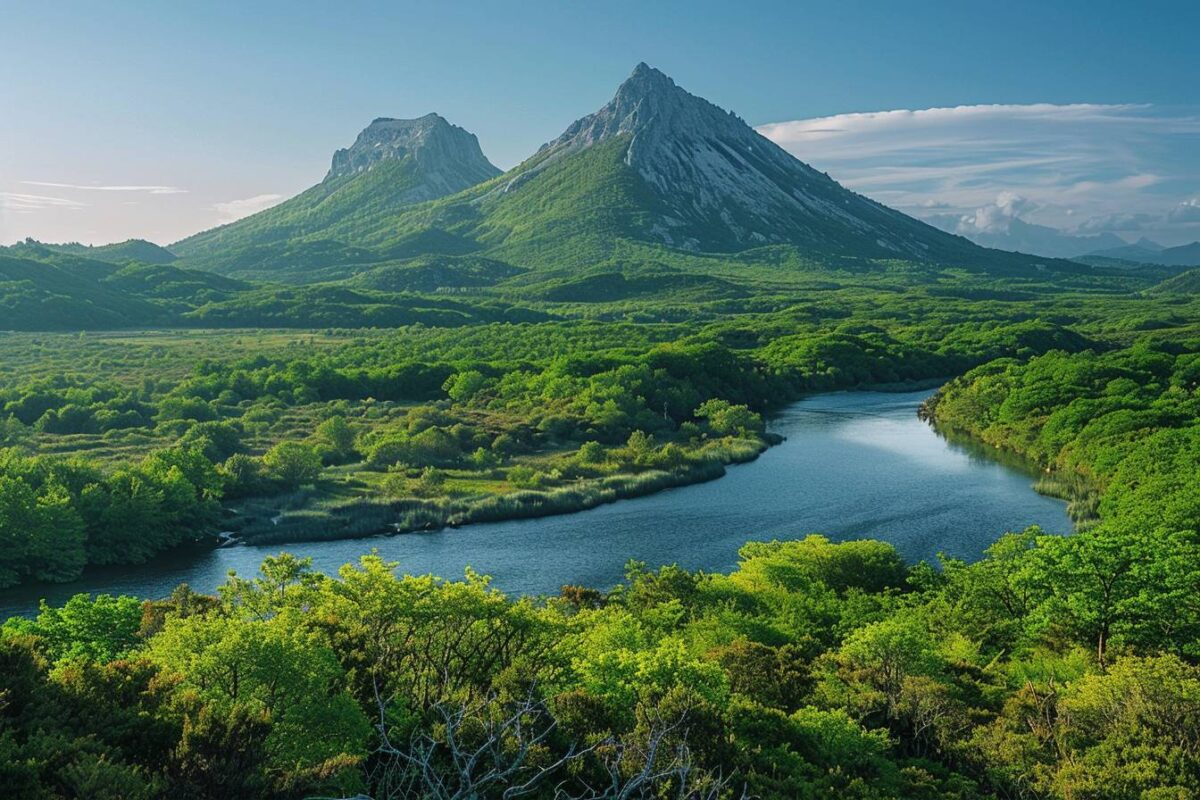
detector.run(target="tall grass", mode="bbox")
[1032,475,1101,527]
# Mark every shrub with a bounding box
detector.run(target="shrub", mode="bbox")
[262,442,322,489]
[577,441,606,464]
[695,399,763,437]
[507,465,545,489]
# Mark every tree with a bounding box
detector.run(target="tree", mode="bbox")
[411,466,446,497]
[262,441,322,488]
[148,610,370,773]
[1050,655,1200,797]
[313,415,358,464]
[168,704,272,800]
[1022,525,1145,666]
[827,615,942,723]
[694,399,763,437]
[576,441,606,465]
[82,470,170,564]
[4,592,143,663]
[443,370,488,403]
[24,482,87,583]
[218,453,269,499]
[367,690,747,800]
[178,421,244,462]
[220,552,323,620]
[623,430,655,466]
[0,475,38,586]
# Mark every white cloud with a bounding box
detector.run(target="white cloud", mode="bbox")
[957,192,1037,234]
[1169,198,1200,223]
[213,193,284,224]
[0,192,88,214]
[22,181,187,195]
[757,103,1200,245]
[759,103,1152,148]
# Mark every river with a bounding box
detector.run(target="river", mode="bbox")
[0,390,1071,617]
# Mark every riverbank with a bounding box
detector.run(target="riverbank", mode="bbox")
[0,390,1073,618]
[230,435,775,546]
[920,389,1100,526]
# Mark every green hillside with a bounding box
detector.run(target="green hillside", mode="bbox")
[173,159,433,256]
[1147,267,1200,295]
[0,252,167,329]
[39,238,178,265]
[0,242,551,331]
[347,254,526,292]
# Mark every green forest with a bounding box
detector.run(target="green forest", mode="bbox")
[3,244,1200,797]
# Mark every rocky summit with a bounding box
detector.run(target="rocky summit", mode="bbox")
[326,113,500,197]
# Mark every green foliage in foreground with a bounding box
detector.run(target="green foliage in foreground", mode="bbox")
[4,531,1200,799]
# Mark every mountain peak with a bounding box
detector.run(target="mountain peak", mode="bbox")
[326,114,499,186]
[521,63,982,259]
[539,63,743,161]
[621,62,678,94]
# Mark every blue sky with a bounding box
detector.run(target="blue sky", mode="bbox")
[2,0,1197,246]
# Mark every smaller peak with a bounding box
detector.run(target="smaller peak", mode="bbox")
[327,113,498,182]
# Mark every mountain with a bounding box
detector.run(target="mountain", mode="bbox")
[173,113,500,258]
[173,63,1078,282]
[1159,242,1200,267]
[507,63,985,260]
[949,218,1128,260]
[388,63,1017,269]
[1085,237,1165,262]
[1084,240,1200,268]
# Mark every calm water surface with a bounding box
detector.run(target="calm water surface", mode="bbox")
[0,390,1070,617]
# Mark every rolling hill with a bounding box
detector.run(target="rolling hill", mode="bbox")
[36,238,179,265]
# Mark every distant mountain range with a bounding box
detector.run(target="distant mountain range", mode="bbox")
[170,63,1074,282]
[945,218,1128,260]
[932,217,1200,267]
[1084,239,1200,267]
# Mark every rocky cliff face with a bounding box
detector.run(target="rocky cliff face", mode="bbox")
[530,63,977,258]
[327,113,500,199]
